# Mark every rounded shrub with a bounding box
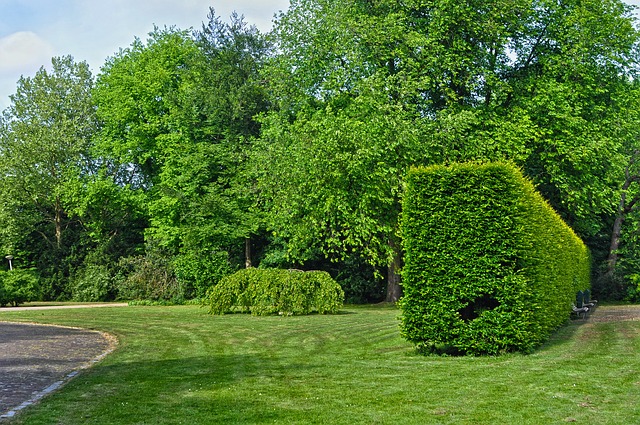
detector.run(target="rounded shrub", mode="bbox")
[204,268,344,316]
[0,269,40,307]
[400,162,590,355]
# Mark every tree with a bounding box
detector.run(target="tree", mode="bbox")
[94,27,216,296]
[258,0,434,301]
[94,13,272,296]
[257,0,640,301]
[0,56,97,296]
[595,80,640,297]
[193,9,273,270]
[93,27,201,188]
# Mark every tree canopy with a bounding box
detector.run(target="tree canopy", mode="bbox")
[1,2,639,304]
[0,56,97,296]
[255,0,640,301]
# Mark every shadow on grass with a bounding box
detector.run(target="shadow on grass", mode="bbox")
[38,353,318,424]
[535,315,591,353]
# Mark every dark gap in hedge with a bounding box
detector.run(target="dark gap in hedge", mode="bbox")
[458,294,500,321]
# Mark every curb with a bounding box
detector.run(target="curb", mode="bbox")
[0,324,118,421]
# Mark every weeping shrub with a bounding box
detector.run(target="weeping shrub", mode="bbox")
[400,162,590,355]
[204,268,344,316]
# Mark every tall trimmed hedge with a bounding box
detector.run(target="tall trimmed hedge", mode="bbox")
[204,268,344,316]
[400,163,590,355]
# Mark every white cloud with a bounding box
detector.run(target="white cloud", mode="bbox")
[0,31,54,76]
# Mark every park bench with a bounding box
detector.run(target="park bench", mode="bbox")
[572,303,589,319]
[572,290,590,319]
[583,289,597,309]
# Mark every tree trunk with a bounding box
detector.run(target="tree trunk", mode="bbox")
[606,202,625,277]
[385,240,402,303]
[245,237,252,269]
[606,164,639,277]
[55,197,63,249]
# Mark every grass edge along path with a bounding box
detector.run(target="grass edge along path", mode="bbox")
[0,304,638,424]
[0,322,118,420]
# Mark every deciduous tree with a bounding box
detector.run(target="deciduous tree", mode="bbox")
[0,56,97,296]
[94,12,272,295]
[257,0,640,301]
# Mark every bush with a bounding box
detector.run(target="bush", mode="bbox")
[204,268,344,316]
[0,269,40,307]
[70,264,115,302]
[626,273,640,303]
[400,162,590,355]
[173,249,234,299]
[115,253,184,303]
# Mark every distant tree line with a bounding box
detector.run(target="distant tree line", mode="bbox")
[1,1,640,304]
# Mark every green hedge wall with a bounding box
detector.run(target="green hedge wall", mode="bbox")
[204,268,344,316]
[400,162,590,355]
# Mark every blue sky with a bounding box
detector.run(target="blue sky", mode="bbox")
[0,0,639,111]
[0,0,289,110]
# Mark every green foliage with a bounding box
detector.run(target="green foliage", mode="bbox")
[173,249,234,299]
[204,268,344,316]
[259,0,434,273]
[0,56,97,299]
[400,163,591,355]
[0,1,638,308]
[0,269,40,307]
[114,242,185,303]
[94,15,272,287]
[330,256,386,304]
[256,93,423,269]
[70,264,114,302]
[597,82,640,301]
[93,27,201,184]
[626,274,640,303]
[261,0,640,303]
[64,175,147,260]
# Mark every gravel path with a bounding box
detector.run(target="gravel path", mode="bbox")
[0,322,116,420]
[587,304,640,323]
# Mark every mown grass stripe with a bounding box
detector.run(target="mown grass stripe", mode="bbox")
[0,304,638,424]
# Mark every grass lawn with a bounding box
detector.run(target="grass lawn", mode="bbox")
[0,304,639,424]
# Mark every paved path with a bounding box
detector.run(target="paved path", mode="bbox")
[0,322,116,420]
[1,303,128,311]
[587,304,640,322]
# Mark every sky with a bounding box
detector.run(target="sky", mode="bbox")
[0,0,290,111]
[1,0,640,112]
